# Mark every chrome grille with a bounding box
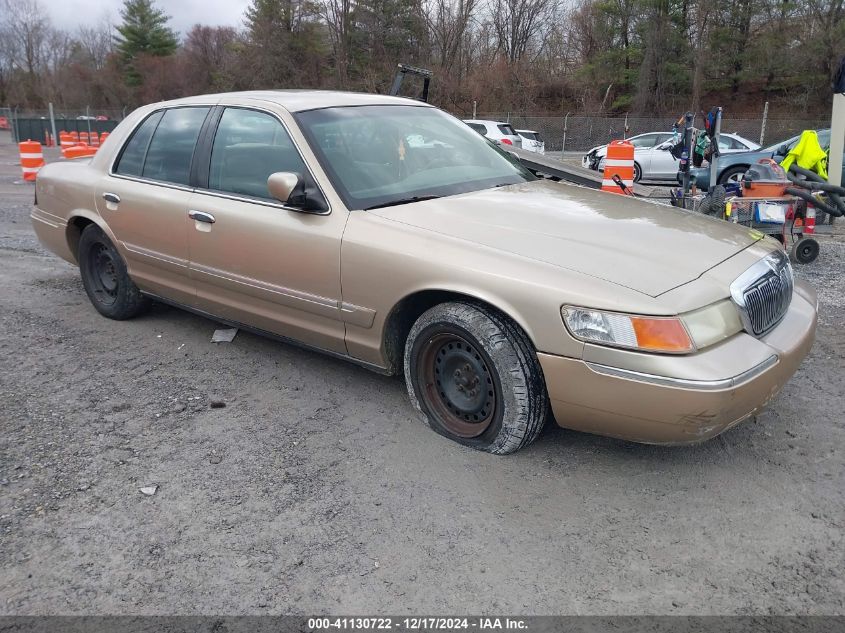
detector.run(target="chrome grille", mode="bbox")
[730,251,794,336]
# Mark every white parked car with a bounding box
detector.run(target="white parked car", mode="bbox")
[463,119,522,148]
[584,132,761,182]
[516,129,544,154]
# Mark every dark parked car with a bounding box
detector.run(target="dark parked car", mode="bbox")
[687,129,843,190]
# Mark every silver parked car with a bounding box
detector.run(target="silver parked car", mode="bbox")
[582,132,675,170]
[463,119,523,148]
[586,132,761,182]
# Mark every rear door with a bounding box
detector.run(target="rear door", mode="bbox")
[186,105,348,353]
[96,106,212,305]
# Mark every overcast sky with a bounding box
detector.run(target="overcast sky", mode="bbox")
[41,0,253,36]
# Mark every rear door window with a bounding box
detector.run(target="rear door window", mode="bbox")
[141,107,210,186]
[497,124,516,136]
[114,111,164,177]
[208,107,307,200]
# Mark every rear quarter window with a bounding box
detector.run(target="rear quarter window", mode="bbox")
[114,111,164,177]
[497,124,516,136]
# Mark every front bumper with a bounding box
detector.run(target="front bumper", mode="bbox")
[538,282,817,444]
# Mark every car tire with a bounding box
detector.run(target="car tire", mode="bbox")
[404,301,549,455]
[633,162,642,183]
[78,224,150,320]
[718,165,749,185]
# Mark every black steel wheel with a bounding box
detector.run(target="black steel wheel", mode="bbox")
[404,302,549,454]
[78,224,149,319]
[790,237,820,265]
[417,331,498,438]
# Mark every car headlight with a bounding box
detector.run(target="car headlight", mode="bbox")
[562,306,695,353]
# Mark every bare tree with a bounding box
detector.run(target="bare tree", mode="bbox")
[322,0,354,86]
[489,0,552,64]
[425,0,477,75]
[76,19,114,70]
[182,25,241,93]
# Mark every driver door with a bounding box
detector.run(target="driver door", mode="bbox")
[187,105,349,354]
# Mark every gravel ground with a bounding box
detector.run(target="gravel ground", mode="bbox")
[0,131,843,615]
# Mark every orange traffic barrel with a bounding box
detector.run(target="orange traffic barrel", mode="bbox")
[601,140,635,194]
[89,133,99,147]
[99,132,109,144]
[63,145,97,159]
[80,132,90,145]
[70,131,79,143]
[59,131,73,150]
[19,140,45,181]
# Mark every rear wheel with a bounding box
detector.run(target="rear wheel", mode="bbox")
[404,302,549,454]
[718,165,748,185]
[78,224,149,319]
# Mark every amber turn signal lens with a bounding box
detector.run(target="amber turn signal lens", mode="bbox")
[630,317,694,352]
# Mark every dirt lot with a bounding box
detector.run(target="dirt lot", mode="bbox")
[1,131,843,615]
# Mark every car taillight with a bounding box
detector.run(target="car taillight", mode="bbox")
[501,138,513,145]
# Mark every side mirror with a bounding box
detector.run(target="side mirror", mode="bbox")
[267,172,299,204]
[267,171,329,214]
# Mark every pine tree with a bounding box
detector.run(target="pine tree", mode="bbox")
[114,0,178,86]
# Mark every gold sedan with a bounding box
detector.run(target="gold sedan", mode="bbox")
[31,91,817,453]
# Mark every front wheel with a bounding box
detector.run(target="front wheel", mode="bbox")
[633,162,642,183]
[78,224,150,319]
[404,302,549,454]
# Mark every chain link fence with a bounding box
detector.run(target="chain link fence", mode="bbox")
[4,107,128,121]
[477,113,831,153]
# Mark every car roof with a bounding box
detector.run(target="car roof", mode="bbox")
[156,90,431,113]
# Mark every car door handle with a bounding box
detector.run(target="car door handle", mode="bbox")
[102,192,120,204]
[188,210,215,224]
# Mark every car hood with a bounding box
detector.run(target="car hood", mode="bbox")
[366,180,762,297]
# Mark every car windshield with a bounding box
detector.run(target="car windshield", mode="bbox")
[629,135,659,148]
[296,105,536,210]
[764,130,831,153]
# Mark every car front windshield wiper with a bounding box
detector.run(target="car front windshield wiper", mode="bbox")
[364,195,441,210]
